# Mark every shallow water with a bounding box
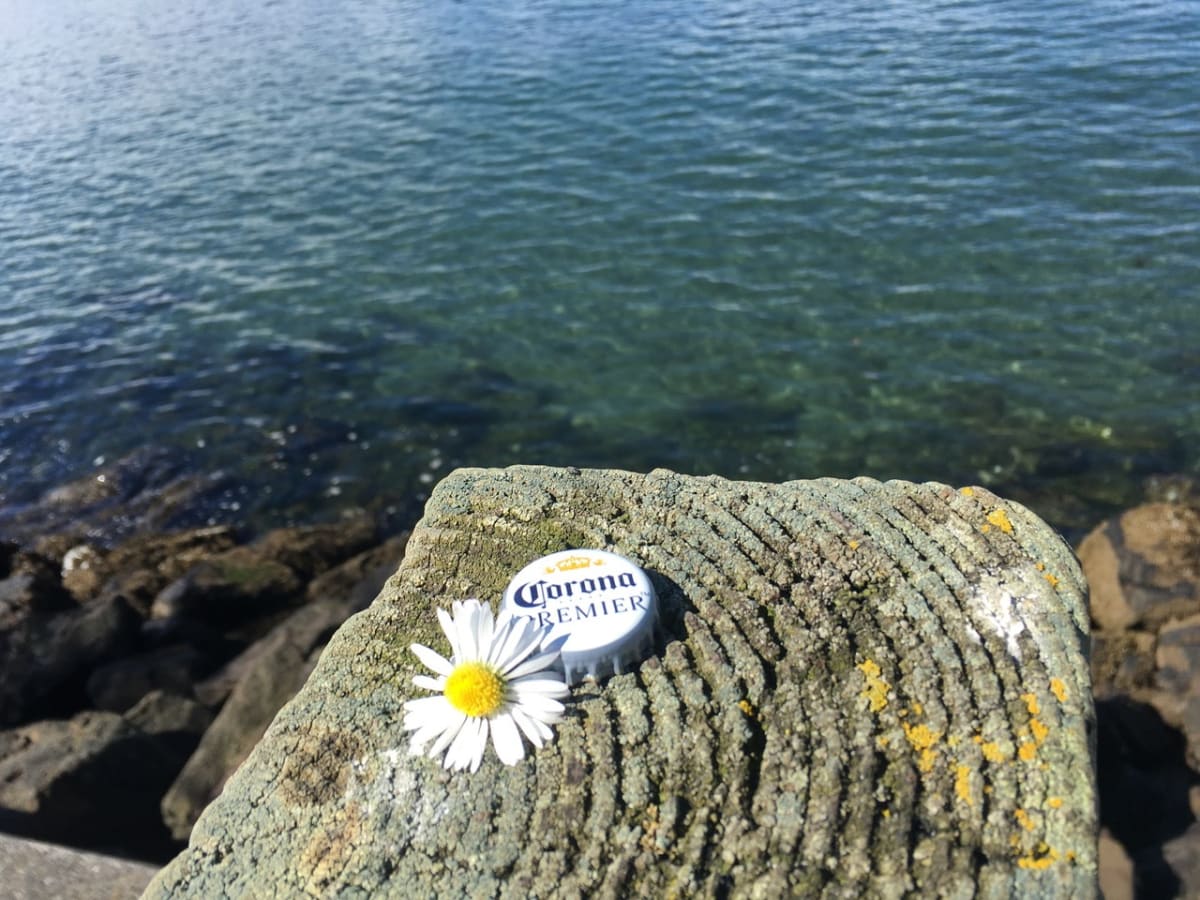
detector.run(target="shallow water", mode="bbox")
[1,0,1197,535]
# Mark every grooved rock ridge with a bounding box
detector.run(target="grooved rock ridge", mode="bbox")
[145,467,1097,898]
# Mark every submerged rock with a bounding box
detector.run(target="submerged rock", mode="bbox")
[147,467,1096,897]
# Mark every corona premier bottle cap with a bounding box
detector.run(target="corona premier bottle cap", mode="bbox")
[501,549,658,685]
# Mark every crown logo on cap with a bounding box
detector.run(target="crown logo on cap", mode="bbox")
[545,555,603,574]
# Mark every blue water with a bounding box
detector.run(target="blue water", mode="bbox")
[1,0,1197,534]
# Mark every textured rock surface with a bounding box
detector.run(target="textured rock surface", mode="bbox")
[1081,499,1200,897]
[146,467,1096,897]
[0,833,159,900]
[161,533,410,840]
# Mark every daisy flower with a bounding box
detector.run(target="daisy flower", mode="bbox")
[403,599,570,772]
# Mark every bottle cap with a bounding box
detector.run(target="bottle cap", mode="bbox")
[501,549,658,685]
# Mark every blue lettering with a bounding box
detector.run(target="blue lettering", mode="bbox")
[513,580,549,609]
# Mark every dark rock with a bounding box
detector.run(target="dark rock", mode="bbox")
[1078,503,1200,631]
[303,531,407,606]
[125,690,214,739]
[0,551,73,629]
[250,512,378,581]
[1158,821,1200,898]
[148,517,380,627]
[164,533,407,839]
[124,691,214,763]
[0,710,183,860]
[0,540,18,577]
[0,596,140,726]
[194,533,407,708]
[102,568,167,618]
[150,549,302,624]
[1091,629,1157,699]
[161,622,319,840]
[1096,696,1200,898]
[86,644,212,713]
[1157,613,1200,768]
[104,526,238,584]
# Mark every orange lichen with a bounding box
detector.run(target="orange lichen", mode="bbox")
[848,539,860,551]
[1030,718,1050,746]
[738,699,756,717]
[1050,678,1069,703]
[960,486,975,497]
[1017,843,1059,870]
[1018,741,1038,762]
[1021,693,1041,716]
[1014,808,1036,832]
[980,741,1009,763]
[918,748,937,773]
[987,508,1014,534]
[1043,572,1059,587]
[856,659,891,713]
[903,722,942,773]
[955,765,974,807]
[1047,797,1063,809]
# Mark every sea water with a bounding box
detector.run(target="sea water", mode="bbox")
[1,0,1197,534]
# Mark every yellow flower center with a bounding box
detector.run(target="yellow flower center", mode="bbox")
[444,662,505,718]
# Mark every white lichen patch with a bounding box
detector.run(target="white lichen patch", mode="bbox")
[972,575,1027,662]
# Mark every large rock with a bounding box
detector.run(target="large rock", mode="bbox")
[1081,499,1200,897]
[0,710,183,860]
[0,596,140,726]
[162,534,409,840]
[1078,503,1200,632]
[148,515,379,626]
[146,468,1096,897]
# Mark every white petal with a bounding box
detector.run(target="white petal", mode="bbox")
[503,648,566,681]
[446,716,486,772]
[490,713,526,765]
[489,615,535,668]
[403,695,451,720]
[467,718,488,772]
[475,602,495,657]
[509,675,570,697]
[407,720,446,753]
[438,607,461,660]
[456,601,481,661]
[511,706,554,747]
[427,710,468,758]
[494,620,546,673]
[411,643,454,677]
[511,693,566,719]
[412,674,445,693]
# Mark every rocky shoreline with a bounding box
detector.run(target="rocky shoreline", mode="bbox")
[0,452,411,862]
[1,455,1199,896]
